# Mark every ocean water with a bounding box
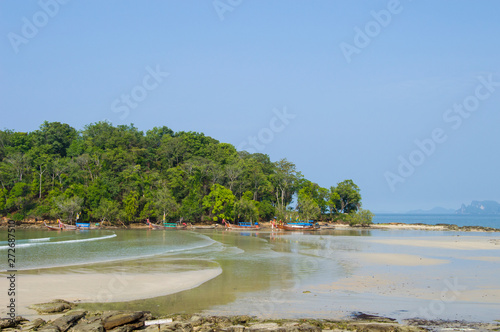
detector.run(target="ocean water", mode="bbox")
[373,213,500,228]
[1,227,500,322]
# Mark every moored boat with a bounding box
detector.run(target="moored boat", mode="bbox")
[224,220,259,229]
[44,220,79,231]
[275,221,320,231]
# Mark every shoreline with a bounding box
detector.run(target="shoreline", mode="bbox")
[2,218,499,232]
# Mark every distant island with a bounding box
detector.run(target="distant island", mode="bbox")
[405,200,500,215]
[456,200,500,215]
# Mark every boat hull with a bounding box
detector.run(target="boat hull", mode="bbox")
[276,224,319,231]
[224,222,259,229]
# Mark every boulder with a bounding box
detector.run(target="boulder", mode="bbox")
[248,322,280,331]
[223,325,246,332]
[30,299,73,314]
[0,318,16,329]
[70,316,104,332]
[102,311,144,330]
[50,311,86,332]
[189,315,204,326]
[20,318,46,331]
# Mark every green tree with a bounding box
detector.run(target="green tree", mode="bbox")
[331,179,361,214]
[92,198,120,224]
[297,187,321,221]
[234,191,259,223]
[271,158,302,218]
[0,188,8,212]
[52,195,83,223]
[347,208,374,226]
[152,187,179,221]
[30,121,77,157]
[202,184,235,221]
[122,191,139,222]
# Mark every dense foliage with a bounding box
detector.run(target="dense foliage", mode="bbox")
[0,121,370,224]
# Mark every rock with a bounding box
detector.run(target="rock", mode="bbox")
[70,316,104,332]
[223,325,246,332]
[193,322,215,332]
[39,326,61,332]
[248,322,280,331]
[0,318,16,329]
[231,315,252,325]
[50,311,86,332]
[190,315,204,326]
[20,318,46,331]
[102,311,144,330]
[297,323,321,331]
[30,299,73,314]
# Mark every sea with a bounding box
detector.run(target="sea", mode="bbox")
[1,214,499,323]
[373,213,500,228]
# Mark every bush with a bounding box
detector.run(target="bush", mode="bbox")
[347,209,374,226]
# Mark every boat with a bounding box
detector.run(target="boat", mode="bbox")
[44,220,78,231]
[224,220,259,229]
[275,221,320,231]
[147,219,187,230]
[76,222,101,230]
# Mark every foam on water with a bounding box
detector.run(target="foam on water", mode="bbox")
[0,234,118,250]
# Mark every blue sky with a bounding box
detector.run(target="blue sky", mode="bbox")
[1,0,499,212]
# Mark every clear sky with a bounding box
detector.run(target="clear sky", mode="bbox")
[1,0,499,212]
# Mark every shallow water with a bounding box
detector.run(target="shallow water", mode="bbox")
[1,228,499,322]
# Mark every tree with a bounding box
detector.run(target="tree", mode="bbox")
[52,195,83,223]
[152,187,179,221]
[30,121,77,157]
[0,188,7,212]
[5,152,31,183]
[202,184,235,221]
[331,180,361,214]
[297,187,321,221]
[272,159,302,218]
[327,187,341,219]
[234,191,259,223]
[122,191,139,222]
[92,198,120,224]
[347,208,374,226]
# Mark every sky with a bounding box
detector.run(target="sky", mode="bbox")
[1,0,499,213]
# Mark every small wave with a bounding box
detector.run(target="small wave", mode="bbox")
[0,234,117,250]
[29,237,51,243]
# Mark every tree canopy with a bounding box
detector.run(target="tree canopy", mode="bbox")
[0,121,369,224]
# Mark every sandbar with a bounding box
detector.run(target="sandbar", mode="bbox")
[0,268,221,318]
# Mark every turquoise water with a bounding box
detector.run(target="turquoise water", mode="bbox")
[1,228,499,322]
[0,229,216,271]
[373,214,500,228]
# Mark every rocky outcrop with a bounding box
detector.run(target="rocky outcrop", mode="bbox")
[7,308,500,332]
[30,299,74,314]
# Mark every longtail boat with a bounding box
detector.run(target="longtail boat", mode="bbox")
[147,220,187,230]
[44,220,78,231]
[275,221,320,231]
[224,220,259,229]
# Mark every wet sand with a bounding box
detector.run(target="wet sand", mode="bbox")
[0,268,221,318]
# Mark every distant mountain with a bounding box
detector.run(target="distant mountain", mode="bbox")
[406,207,456,214]
[456,200,500,215]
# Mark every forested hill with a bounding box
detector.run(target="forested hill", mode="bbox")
[0,121,366,224]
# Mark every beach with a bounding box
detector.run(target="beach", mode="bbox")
[1,223,500,328]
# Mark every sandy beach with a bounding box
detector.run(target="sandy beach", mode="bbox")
[0,268,222,319]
